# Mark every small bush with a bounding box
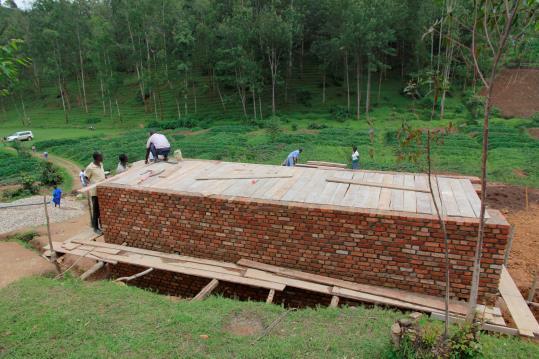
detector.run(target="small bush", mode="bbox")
[291,124,298,131]
[40,162,63,186]
[307,122,328,130]
[146,117,197,130]
[329,105,352,122]
[463,90,485,119]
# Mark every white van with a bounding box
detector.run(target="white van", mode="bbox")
[5,131,34,142]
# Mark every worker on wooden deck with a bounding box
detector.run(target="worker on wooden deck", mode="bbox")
[145,131,171,164]
[85,151,105,234]
[283,148,303,167]
[351,145,360,170]
[116,153,129,174]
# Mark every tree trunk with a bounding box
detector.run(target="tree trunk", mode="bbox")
[252,86,257,121]
[377,70,383,105]
[99,77,106,115]
[58,78,68,124]
[258,93,263,121]
[356,58,361,120]
[366,67,371,119]
[322,72,326,104]
[78,35,88,113]
[345,53,350,111]
[193,83,197,114]
[153,91,159,120]
[20,94,28,126]
[115,99,122,122]
[175,96,182,119]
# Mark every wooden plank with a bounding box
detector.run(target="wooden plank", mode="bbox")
[314,171,353,204]
[326,176,429,193]
[158,163,182,178]
[449,178,476,218]
[329,171,355,205]
[415,175,433,215]
[72,239,243,270]
[378,174,393,210]
[390,175,404,211]
[329,295,340,308]
[94,251,285,291]
[237,259,469,316]
[260,168,300,200]
[340,172,365,207]
[499,266,539,337]
[266,289,276,304]
[192,279,219,301]
[280,170,316,202]
[430,312,518,336]
[244,269,331,295]
[299,170,329,203]
[197,175,292,180]
[460,179,490,218]
[306,161,347,168]
[356,172,378,208]
[437,177,460,216]
[331,286,443,313]
[430,175,444,216]
[403,175,417,212]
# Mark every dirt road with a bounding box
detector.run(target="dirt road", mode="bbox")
[32,152,82,191]
[0,242,55,288]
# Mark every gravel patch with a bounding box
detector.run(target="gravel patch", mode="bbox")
[0,196,85,235]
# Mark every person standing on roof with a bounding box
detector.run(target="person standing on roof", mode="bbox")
[145,131,171,164]
[85,151,106,234]
[283,148,303,167]
[351,145,360,170]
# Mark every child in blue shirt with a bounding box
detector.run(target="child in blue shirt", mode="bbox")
[52,186,62,207]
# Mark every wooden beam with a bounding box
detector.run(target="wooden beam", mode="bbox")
[306,161,347,168]
[329,295,340,308]
[326,177,430,193]
[80,261,105,280]
[527,270,538,303]
[499,266,539,337]
[266,289,276,304]
[430,312,518,336]
[237,259,469,316]
[115,267,154,282]
[196,175,293,181]
[192,279,219,301]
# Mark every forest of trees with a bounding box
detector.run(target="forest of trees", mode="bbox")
[0,0,537,122]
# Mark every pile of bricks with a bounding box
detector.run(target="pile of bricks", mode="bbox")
[100,184,510,302]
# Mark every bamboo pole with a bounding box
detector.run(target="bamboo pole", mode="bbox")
[43,196,61,274]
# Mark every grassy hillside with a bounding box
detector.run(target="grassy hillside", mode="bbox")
[1,73,538,187]
[0,277,537,358]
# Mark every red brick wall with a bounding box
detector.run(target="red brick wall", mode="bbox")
[99,184,510,302]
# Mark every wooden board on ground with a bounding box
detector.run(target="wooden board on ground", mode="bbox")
[237,259,469,316]
[499,266,539,337]
[192,279,219,301]
[306,161,347,168]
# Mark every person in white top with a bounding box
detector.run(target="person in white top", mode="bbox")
[351,145,360,170]
[145,131,171,164]
[116,154,129,173]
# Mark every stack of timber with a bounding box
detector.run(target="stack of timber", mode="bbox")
[43,236,513,335]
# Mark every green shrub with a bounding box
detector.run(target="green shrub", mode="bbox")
[329,105,351,122]
[307,122,328,130]
[40,162,63,186]
[463,90,484,119]
[146,117,197,130]
[291,124,298,131]
[85,117,102,124]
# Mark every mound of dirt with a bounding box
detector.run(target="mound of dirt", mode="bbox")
[223,311,264,336]
[484,68,539,118]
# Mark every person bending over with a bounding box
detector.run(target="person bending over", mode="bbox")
[145,131,171,164]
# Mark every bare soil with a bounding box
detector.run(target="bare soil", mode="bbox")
[0,242,55,288]
[486,184,539,307]
[528,128,539,139]
[223,311,264,336]
[484,68,539,118]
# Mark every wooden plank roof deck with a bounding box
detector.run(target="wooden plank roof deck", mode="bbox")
[106,159,488,220]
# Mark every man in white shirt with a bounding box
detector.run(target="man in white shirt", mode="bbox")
[145,131,171,164]
[84,152,106,233]
[351,145,360,170]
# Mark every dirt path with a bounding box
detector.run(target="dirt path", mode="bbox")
[32,152,82,191]
[0,242,55,288]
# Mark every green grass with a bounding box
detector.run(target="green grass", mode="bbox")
[1,74,537,187]
[0,277,537,358]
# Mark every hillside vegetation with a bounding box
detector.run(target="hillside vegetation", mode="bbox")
[0,277,538,358]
